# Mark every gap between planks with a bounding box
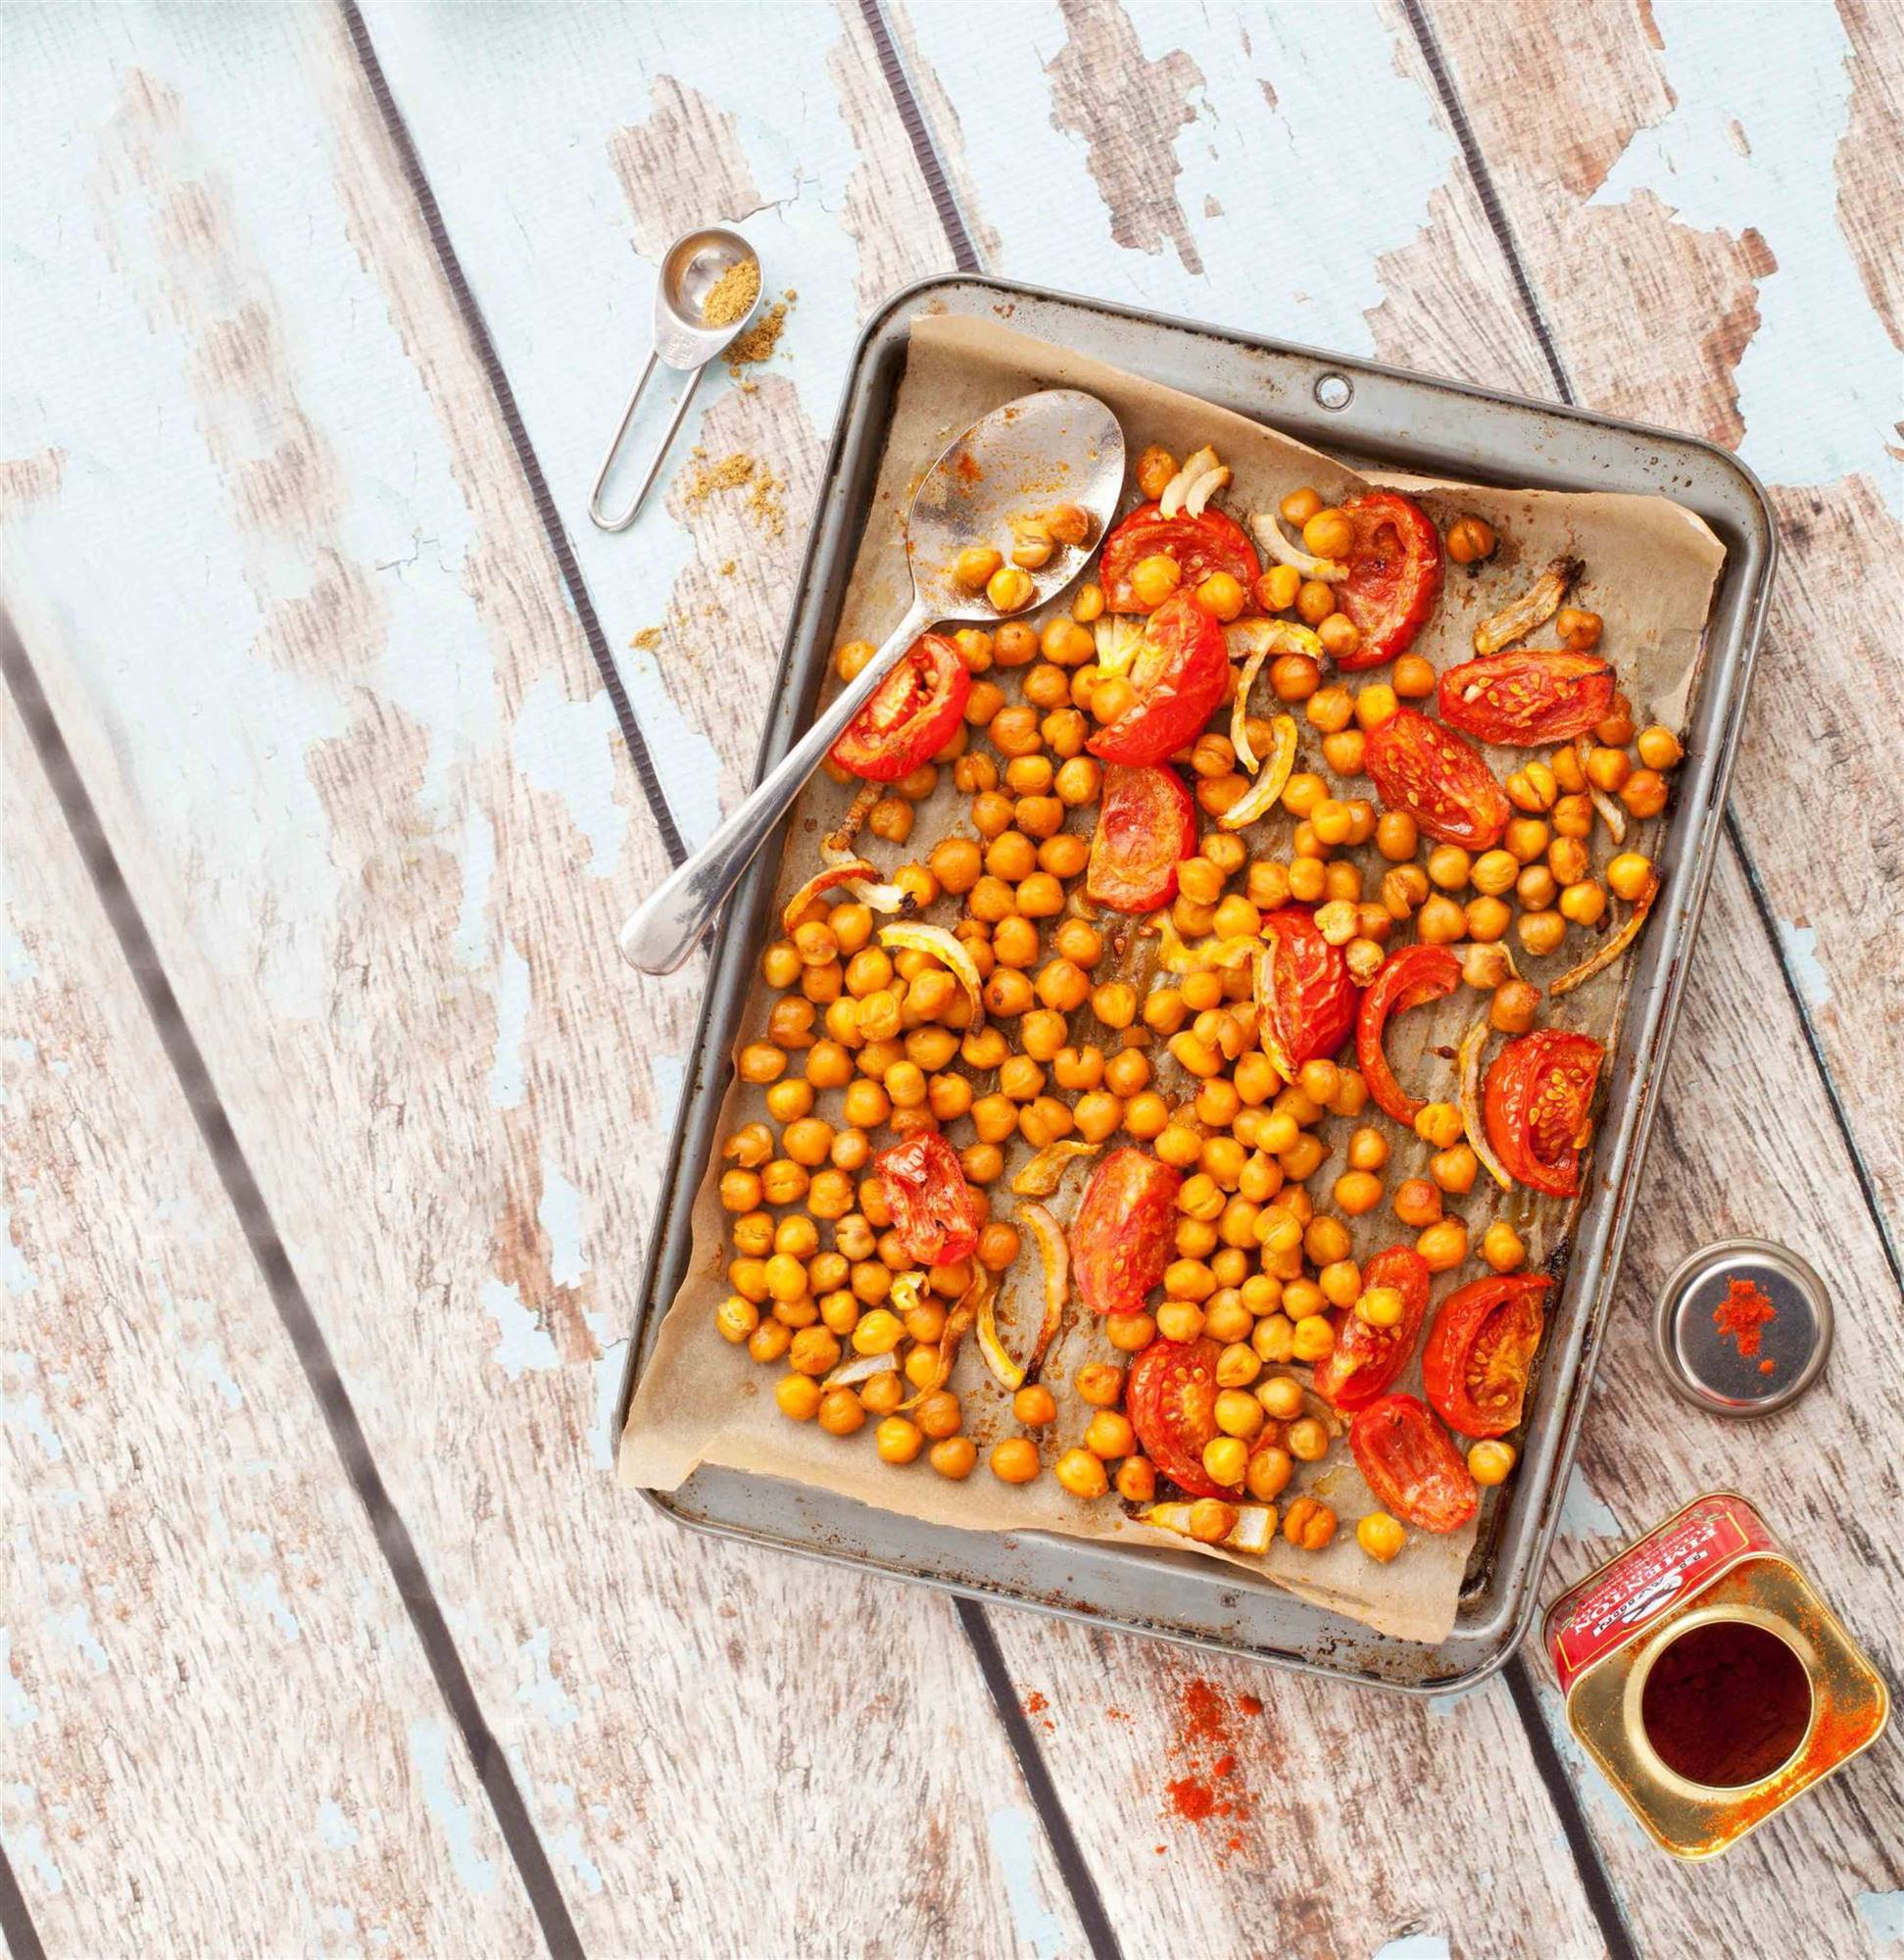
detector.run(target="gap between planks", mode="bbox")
[331,5,1126,1955]
[1400,0,1902,1295]
[0,614,584,1960]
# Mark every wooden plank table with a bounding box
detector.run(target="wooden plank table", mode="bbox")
[3,4,1898,1955]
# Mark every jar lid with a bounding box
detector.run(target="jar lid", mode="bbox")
[1652,1239,1831,1418]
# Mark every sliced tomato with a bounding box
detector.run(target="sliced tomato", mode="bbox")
[1333,489,1443,669]
[1348,1394,1478,1535]
[1313,1246,1433,1413]
[1099,503,1260,614]
[1356,945,1461,1125]
[1483,1029,1605,1198]
[1256,906,1358,1078]
[1438,650,1616,746]
[1126,1337,1229,1499]
[1424,1275,1551,1438]
[873,1131,981,1266]
[1364,707,1511,850]
[828,633,971,782]
[1069,1148,1181,1317]
[1086,594,1230,767]
[1086,764,1196,913]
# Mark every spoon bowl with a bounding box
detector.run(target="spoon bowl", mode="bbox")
[619,388,1126,975]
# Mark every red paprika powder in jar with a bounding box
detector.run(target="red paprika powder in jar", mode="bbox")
[1543,1493,1888,1858]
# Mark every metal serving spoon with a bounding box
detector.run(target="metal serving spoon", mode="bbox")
[619,388,1126,976]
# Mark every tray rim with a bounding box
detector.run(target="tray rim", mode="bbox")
[613,270,1779,1692]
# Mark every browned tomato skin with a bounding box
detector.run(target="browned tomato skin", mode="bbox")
[873,1131,983,1266]
[1483,1029,1606,1198]
[1069,1148,1182,1318]
[1355,945,1461,1124]
[829,633,972,782]
[1313,1246,1433,1412]
[1364,707,1512,850]
[1127,1337,1230,1498]
[1333,490,1444,670]
[1423,1275,1551,1438]
[1437,650,1616,745]
[1099,503,1260,614]
[1087,595,1231,768]
[1086,764,1197,913]
[1258,906,1359,1076]
[1348,1394,1479,1534]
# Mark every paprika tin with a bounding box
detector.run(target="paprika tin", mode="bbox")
[1543,1493,1888,1858]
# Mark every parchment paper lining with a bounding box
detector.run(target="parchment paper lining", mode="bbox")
[619,316,1724,1645]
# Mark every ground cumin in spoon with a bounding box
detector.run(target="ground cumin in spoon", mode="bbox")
[700,257,760,329]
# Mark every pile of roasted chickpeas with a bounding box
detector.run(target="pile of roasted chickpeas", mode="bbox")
[713,452,1683,1563]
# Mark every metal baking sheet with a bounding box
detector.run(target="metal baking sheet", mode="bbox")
[613,275,1777,1691]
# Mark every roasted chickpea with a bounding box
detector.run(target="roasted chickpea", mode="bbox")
[817,1386,864,1436]
[1196,569,1246,621]
[1296,579,1336,627]
[1270,653,1322,705]
[1417,1217,1470,1273]
[1586,746,1632,795]
[1357,1511,1406,1563]
[1317,612,1361,661]
[1105,1310,1156,1352]
[1607,852,1655,902]
[923,1436,973,1481]
[1051,1446,1107,1499]
[1291,1316,1335,1362]
[1445,514,1497,564]
[1284,1496,1338,1550]
[990,1437,1041,1484]
[1201,1436,1248,1490]
[1388,654,1433,700]
[986,564,1036,613]
[775,1373,822,1421]
[1255,564,1303,614]
[954,546,1003,592]
[1469,1440,1517,1486]
[1490,979,1541,1035]
[1130,553,1183,609]
[1431,1145,1479,1196]
[1517,908,1567,957]
[1636,724,1683,771]
[1621,768,1668,819]
[1481,1220,1527,1272]
[1506,761,1558,813]
[1136,445,1177,501]
[1559,880,1607,927]
[1184,1497,1238,1544]
[1392,1178,1442,1229]
[1556,606,1602,652]
[1303,508,1355,560]
[1280,486,1323,526]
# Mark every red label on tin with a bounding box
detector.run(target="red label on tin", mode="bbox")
[1546,1494,1776,1694]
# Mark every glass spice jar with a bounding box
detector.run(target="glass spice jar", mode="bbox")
[1543,1492,1888,1859]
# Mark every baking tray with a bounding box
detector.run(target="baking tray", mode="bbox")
[613,276,1777,1691]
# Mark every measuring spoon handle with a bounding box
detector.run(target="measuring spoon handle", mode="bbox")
[618,598,933,976]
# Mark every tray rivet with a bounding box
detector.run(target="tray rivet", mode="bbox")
[1315,372,1352,410]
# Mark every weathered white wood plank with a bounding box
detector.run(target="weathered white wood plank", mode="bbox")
[1420,0,1904,1244]
[357,0,958,848]
[2,6,1082,1953]
[0,692,542,1955]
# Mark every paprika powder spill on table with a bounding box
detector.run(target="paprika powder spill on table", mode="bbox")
[1544,1493,1887,1859]
[1712,1274,1777,1362]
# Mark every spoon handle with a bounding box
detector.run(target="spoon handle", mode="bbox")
[618,597,934,975]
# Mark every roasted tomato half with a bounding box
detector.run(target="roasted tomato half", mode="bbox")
[872,1131,982,1266]
[1483,1029,1606,1198]
[1127,1337,1229,1498]
[1087,594,1230,767]
[1313,1246,1433,1413]
[1348,1394,1478,1535]
[1069,1148,1181,1317]
[1356,944,1461,1125]
[1364,707,1511,850]
[1332,489,1443,669]
[1424,1275,1551,1438]
[828,632,971,782]
[1099,503,1260,614]
[1256,906,1358,1079]
[1086,764,1196,913]
[1437,650,1616,746]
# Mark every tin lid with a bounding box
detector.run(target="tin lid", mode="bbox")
[1653,1239,1831,1417]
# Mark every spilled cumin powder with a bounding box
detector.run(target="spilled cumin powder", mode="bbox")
[627,626,661,653]
[725,289,796,385]
[700,257,759,328]
[679,447,786,541]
